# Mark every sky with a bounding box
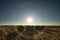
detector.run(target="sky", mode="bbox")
[0,0,60,25]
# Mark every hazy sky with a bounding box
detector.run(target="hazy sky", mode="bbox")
[0,0,60,25]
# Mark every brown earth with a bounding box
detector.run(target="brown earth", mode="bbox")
[0,25,60,40]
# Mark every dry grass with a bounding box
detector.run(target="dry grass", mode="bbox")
[0,25,60,40]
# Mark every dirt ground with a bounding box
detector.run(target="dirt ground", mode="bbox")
[0,25,60,40]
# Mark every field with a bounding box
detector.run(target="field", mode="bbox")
[0,25,60,40]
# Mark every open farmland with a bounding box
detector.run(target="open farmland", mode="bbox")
[0,25,60,40]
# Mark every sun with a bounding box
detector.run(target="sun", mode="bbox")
[27,17,33,23]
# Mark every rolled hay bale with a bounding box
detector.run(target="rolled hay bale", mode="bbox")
[17,26,24,33]
[6,32,18,40]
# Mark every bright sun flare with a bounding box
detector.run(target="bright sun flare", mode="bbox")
[27,17,33,23]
